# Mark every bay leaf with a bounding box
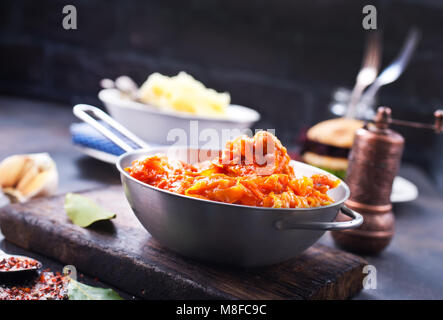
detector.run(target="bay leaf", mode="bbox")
[67,278,123,300]
[65,193,116,227]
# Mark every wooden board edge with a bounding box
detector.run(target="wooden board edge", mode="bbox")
[0,204,228,299]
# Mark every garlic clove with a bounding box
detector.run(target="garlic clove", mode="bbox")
[21,171,52,198]
[0,155,28,188]
[0,153,58,203]
[2,188,26,203]
[23,169,58,199]
[16,163,39,191]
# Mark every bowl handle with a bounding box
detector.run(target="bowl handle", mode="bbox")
[274,205,364,231]
[73,104,151,152]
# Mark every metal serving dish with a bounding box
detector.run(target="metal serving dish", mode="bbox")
[74,104,363,267]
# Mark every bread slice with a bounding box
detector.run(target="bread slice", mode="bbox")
[306,118,363,148]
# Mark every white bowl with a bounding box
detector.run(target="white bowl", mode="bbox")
[98,89,260,146]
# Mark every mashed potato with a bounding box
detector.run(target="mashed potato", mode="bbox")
[138,72,230,118]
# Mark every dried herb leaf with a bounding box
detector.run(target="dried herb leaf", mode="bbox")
[65,193,116,227]
[67,278,123,300]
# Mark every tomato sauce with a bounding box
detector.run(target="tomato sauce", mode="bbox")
[126,131,339,208]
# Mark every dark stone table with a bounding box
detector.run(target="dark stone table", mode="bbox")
[0,95,442,299]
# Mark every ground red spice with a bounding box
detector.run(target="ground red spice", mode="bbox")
[0,271,68,300]
[0,256,40,272]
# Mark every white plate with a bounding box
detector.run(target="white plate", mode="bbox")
[391,176,419,203]
[75,146,119,164]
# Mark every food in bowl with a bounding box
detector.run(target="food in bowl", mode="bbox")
[301,117,363,180]
[138,72,230,118]
[126,131,339,208]
[99,72,260,145]
[99,88,260,145]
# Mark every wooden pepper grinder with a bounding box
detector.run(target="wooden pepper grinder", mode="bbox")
[332,106,443,254]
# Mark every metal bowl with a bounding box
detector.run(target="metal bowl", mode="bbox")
[74,104,363,267]
[117,148,361,267]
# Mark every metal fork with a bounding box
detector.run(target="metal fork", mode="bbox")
[346,32,381,118]
[361,28,420,104]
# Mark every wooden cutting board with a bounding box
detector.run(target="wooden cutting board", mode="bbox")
[0,186,367,299]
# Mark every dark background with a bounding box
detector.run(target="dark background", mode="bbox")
[1,0,442,192]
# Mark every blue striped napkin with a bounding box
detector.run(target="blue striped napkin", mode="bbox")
[70,122,142,156]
